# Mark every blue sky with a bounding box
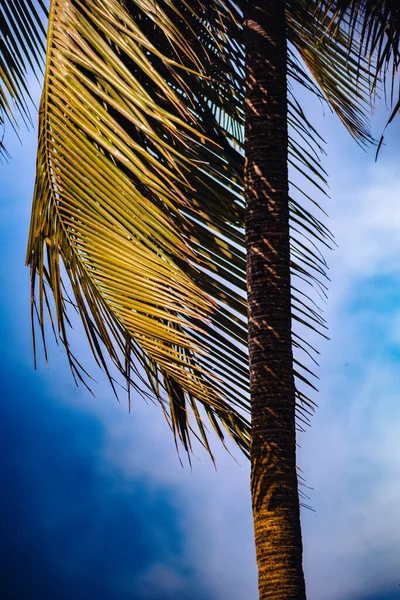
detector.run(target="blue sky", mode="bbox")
[2,74,400,600]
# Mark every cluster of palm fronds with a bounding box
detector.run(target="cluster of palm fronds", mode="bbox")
[1,0,399,460]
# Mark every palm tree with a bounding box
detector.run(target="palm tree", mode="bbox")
[1,1,399,598]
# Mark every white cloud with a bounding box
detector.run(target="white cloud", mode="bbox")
[73,390,259,600]
[120,562,189,598]
[301,360,400,600]
[299,142,400,599]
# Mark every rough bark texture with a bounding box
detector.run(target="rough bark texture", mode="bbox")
[244,2,307,599]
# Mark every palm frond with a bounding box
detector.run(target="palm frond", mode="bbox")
[0,0,47,156]
[319,0,400,154]
[27,0,251,460]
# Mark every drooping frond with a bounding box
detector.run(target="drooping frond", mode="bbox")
[288,0,373,145]
[27,0,376,460]
[318,0,400,154]
[284,0,375,429]
[0,0,47,156]
[27,0,252,461]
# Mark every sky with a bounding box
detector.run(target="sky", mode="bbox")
[2,69,400,600]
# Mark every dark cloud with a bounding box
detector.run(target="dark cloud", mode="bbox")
[0,364,211,600]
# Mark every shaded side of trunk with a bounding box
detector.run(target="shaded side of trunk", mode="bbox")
[244,2,306,599]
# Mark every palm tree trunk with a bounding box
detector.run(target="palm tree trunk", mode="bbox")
[244,2,306,599]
